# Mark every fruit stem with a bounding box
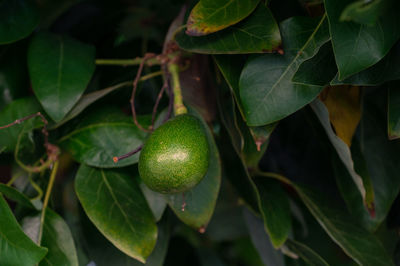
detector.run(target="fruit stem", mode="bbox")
[95,57,162,66]
[168,63,187,115]
[38,160,59,245]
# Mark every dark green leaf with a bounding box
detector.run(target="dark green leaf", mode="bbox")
[52,81,131,129]
[59,107,148,168]
[285,239,329,266]
[330,43,400,86]
[0,0,39,44]
[239,16,329,126]
[388,82,400,139]
[140,182,167,222]
[28,32,95,122]
[297,185,394,266]
[325,0,400,79]
[340,0,387,26]
[75,165,157,263]
[0,97,44,152]
[40,209,79,266]
[177,4,281,54]
[0,195,47,266]
[186,0,260,36]
[165,107,221,230]
[292,41,337,86]
[0,183,37,209]
[253,177,291,248]
[243,208,285,266]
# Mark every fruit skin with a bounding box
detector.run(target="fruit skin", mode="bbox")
[138,114,209,194]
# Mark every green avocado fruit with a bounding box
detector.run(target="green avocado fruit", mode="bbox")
[138,114,209,194]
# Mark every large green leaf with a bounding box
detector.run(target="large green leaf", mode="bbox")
[0,97,44,152]
[253,177,291,248]
[186,0,259,36]
[0,195,47,266]
[334,91,400,231]
[40,209,79,266]
[297,185,394,266]
[176,4,281,54]
[388,82,400,139]
[239,15,329,126]
[28,32,95,122]
[59,107,148,168]
[330,42,400,86]
[75,165,157,263]
[165,107,221,230]
[0,0,39,44]
[285,239,329,266]
[292,41,337,86]
[325,0,400,80]
[0,183,37,209]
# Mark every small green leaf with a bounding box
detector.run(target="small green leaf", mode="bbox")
[253,177,291,248]
[0,184,37,209]
[239,15,329,126]
[59,107,148,168]
[165,107,221,230]
[186,0,260,36]
[28,32,95,122]
[177,4,281,54]
[0,97,44,152]
[340,0,387,26]
[40,209,79,266]
[285,239,329,266]
[0,0,39,44]
[325,0,400,79]
[75,165,157,263]
[0,195,47,266]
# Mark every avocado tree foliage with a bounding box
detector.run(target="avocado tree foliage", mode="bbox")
[1,0,400,265]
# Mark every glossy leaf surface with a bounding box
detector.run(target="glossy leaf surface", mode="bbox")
[0,195,47,266]
[28,32,95,122]
[75,165,157,263]
[177,5,281,54]
[186,0,259,36]
[239,16,329,126]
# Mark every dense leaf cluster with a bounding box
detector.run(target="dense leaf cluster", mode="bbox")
[1,0,400,265]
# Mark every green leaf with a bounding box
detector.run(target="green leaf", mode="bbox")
[0,0,39,44]
[310,99,374,215]
[176,4,281,54]
[75,165,157,263]
[325,0,400,79]
[0,183,37,209]
[0,97,44,152]
[165,107,221,230]
[140,182,167,222]
[388,82,400,139]
[340,0,387,26]
[239,15,329,126]
[253,177,291,248]
[292,41,337,86]
[297,185,394,266]
[285,239,329,266]
[337,91,400,231]
[28,32,95,122]
[186,0,260,36]
[0,195,47,266]
[330,43,400,86]
[52,82,131,129]
[40,209,79,266]
[59,107,148,168]
[243,208,285,266]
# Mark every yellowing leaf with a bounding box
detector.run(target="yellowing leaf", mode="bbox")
[320,85,361,146]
